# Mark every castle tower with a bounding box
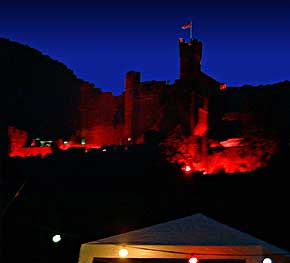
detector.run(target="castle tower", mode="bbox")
[179,38,202,80]
[124,71,140,143]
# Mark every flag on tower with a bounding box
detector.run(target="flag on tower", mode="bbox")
[181,22,192,29]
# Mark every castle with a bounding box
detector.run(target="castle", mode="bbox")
[8,37,287,173]
[79,38,225,147]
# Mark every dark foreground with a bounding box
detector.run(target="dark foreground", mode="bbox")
[1,147,290,263]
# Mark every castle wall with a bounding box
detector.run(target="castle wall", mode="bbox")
[80,83,123,146]
[124,71,179,143]
[124,71,140,142]
[134,81,169,140]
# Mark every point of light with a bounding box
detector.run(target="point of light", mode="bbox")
[262,258,272,263]
[63,141,68,144]
[189,257,198,263]
[52,234,61,243]
[219,83,227,90]
[119,248,128,258]
[182,165,192,174]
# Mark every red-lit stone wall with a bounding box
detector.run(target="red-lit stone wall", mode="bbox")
[8,126,27,151]
[134,81,169,140]
[80,83,124,146]
[161,125,279,175]
[124,71,140,142]
[8,126,52,158]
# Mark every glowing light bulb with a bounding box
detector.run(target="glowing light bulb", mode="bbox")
[52,234,61,243]
[189,257,198,263]
[262,258,272,263]
[119,248,128,258]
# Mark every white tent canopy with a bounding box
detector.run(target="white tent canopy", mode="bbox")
[78,213,290,263]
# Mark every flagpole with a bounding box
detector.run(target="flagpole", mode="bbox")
[190,20,192,40]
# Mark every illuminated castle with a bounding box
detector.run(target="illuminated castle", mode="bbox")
[79,38,224,147]
[9,37,285,173]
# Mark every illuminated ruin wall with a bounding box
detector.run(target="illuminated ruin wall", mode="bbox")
[124,71,181,143]
[79,83,124,146]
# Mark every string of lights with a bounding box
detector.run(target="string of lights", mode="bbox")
[6,220,289,257]
[3,213,290,263]
[4,213,290,257]
[123,245,290,257]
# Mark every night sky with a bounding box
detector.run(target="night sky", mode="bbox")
[1,0,290,95]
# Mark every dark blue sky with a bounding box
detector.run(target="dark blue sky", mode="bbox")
[1,0,290,95]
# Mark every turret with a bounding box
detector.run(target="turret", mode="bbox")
[179,38,202,80]
[124,71,140,142]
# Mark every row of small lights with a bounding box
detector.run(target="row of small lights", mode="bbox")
[52,235,274,263]
[118,248,273,263]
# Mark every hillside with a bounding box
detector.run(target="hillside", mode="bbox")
[0,38,82,139]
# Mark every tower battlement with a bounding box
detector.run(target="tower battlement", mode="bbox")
[179,38,203,79]
[125,71,141,91]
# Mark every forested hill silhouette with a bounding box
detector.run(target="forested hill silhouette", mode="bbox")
[225,81,290,135]
[0,37,82,140]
